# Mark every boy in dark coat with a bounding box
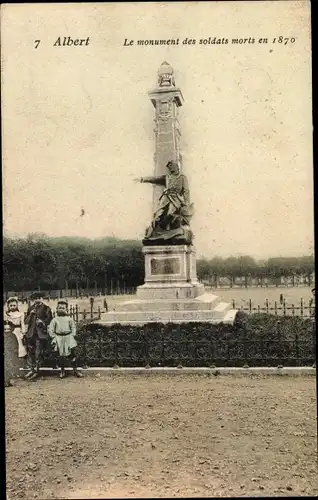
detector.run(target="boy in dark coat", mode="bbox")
[24,292,53,380]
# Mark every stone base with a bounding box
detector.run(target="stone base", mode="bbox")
[136,282,205,300]
[97,290,237,326]
[95,244,238,326]
[97,307,237,325]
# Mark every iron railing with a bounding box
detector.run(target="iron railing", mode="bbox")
[24,305,102,323]
[54,304,102,322]
[68,319,316,368]
[22,300,315,325]
[231,298,315,318]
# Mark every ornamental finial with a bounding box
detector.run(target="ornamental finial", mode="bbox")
[157,61,175,87]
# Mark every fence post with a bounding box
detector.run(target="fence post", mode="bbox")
[192,327,198,365]
[294,331,299,366]
[276,320,282,366]
[274,301,278,316]
[114,328,118,366]
[259,330,264,364]
[283,299,286,316]
[292,304,295,317]
[210,336,215,366]
[265,299,269,314]
[232,299,235,309]
[144,330,149,366]
[83,309,86,320]
[309,299,313,317]
[98,306,101,319]
[161,327,165,366]
[76,304,79,323]
[312,319,316,366]
[242,321,248,366]
[249,299,252,314]
[300,298,304,317]
[98,329,102,366]
[82,328,87,367]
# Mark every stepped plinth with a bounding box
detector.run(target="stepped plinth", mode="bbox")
[96,294,237,326]
[96,245,237,326]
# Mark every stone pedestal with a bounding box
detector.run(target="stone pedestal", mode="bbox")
[137,245,204,300]
[97,245,237,325]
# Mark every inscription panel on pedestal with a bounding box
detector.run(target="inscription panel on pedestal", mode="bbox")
[150,257,181,275]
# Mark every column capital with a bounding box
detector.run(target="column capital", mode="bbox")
[148,87,184,108]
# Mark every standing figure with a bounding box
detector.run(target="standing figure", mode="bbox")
[24,292,53,380]
[48,299,83,379]
[4,297,27,359]
[136,161,194,243]
[103,298,108,312]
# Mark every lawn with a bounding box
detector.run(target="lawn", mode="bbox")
[214,286,313,309]
[12,286,314,316]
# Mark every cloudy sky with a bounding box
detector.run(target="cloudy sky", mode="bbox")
[2,1,314,259]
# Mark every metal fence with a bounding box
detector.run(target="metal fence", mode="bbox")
[232,298,315,318]
[53,305,102,322]
[20,300,315,325]
[72,320,316,368]
[22,305,102,323]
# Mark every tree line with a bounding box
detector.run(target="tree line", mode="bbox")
[197,255,315,287]
[3,234,144,294]
[3,234,315,293]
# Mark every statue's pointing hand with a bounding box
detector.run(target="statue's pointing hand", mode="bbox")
[133,177,143,183]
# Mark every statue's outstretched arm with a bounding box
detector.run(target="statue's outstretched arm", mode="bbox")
[140,175,166,186]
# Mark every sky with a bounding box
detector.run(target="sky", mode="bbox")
[2,1,314,259]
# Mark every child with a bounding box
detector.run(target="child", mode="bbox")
[4,297,27,359]
[24,291,53,380]
[48,299,83,378]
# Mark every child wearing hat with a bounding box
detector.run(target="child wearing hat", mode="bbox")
[24,291,53,380]
[48,299,83,378]
[4,297,27,358]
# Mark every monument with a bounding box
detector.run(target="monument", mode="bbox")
[98,62,237,325]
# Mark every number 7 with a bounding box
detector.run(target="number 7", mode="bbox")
[34,40,40,49]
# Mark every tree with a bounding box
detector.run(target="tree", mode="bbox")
[3,234,315,293]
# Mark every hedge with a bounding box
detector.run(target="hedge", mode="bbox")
[41,313,316,368]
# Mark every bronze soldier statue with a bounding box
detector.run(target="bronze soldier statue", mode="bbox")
[135,161,194,244]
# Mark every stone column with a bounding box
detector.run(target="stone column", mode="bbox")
[148,61,184,209]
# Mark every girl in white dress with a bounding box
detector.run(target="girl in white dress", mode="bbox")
[4,297,27,358]
[48,299,83,378]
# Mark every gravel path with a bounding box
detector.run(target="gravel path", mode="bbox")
[5,373,318,499]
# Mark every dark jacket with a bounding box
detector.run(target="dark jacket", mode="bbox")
[25,302,53,339]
